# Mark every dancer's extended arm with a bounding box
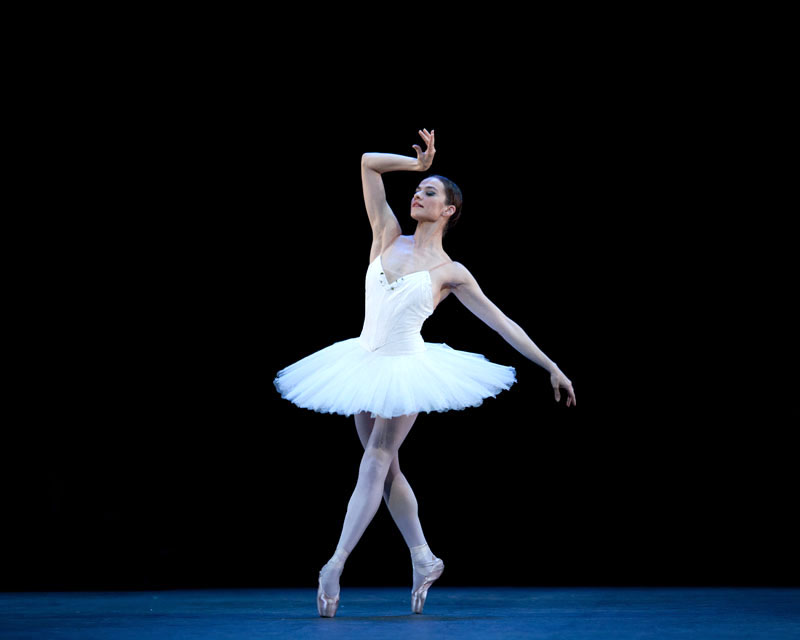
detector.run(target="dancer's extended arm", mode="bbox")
[451,263,577,407]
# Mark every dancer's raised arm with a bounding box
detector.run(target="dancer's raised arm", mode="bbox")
[361,129,436,247]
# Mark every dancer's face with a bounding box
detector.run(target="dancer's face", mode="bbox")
[410,177,453,224]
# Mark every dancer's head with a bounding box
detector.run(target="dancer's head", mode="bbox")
[410,175,462,236]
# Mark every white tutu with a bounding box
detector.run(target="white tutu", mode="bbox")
[273,337,516,419]
[275,253,517,419]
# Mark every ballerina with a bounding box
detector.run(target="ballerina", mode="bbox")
[273,129,576,617]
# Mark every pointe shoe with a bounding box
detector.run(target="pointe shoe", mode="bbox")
[317,574,340,618]
[410,549,445,614]
[317,548,348,618]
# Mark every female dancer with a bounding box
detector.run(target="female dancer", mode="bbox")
[273,129,576,617]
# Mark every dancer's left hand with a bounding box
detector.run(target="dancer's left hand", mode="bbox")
[411,129,435,171]
[550,370,576,407]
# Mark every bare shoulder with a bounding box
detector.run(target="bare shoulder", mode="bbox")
[445,261,479,288]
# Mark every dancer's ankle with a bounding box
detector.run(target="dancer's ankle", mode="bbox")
[328,547,350,568]
[320,548,350,598]
[410,543,434,565]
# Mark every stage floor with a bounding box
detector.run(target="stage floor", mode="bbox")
[1,587,798,639]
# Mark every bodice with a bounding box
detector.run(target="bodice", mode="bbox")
[358,254,434,355]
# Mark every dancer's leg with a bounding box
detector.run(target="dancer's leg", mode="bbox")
[354,411,426,548]
[319,412,418,597]
[354,411,440,596]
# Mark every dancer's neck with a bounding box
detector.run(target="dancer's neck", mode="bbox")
[412,221,445,254]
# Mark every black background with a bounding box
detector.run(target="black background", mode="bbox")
[5,36,797,591]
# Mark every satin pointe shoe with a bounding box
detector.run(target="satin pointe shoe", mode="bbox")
[317,576,340,618]
[317,548,349,618]
[410,543,445,614]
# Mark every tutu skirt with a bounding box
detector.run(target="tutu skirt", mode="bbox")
[273,337,517,419]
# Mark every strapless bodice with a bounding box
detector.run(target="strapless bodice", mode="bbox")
[358,255,434,355]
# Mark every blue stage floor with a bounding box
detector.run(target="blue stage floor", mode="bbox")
[1,587,798,639]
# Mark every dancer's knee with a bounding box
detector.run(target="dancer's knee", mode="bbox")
[359,446,393,482]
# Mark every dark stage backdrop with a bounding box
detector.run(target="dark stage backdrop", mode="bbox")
[6,87,797,591]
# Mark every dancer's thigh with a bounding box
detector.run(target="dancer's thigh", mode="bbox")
[354,412,417,476]
[354,411,376,449]
[366,413,418,458]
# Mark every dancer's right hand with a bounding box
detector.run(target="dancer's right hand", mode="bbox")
[411,129,435,171]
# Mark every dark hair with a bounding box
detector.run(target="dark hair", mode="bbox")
[427,174,462,236]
